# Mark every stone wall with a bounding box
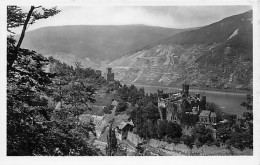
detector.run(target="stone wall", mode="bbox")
[148,139,252,156]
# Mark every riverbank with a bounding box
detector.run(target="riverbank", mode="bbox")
[124,83,252,96]
[123,83,249,116]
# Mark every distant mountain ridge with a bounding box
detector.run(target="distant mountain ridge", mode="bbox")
[111,10,253,90]
[18,25,189,68]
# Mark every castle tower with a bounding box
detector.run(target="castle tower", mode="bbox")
[107,67,112,74]
[200,95,207,110]
[158,90,164,98]
[182,84,189,97]
[106,67,114,82]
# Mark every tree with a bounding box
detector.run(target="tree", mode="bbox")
[106,124,118,156]
[229,130,253,150]
[7,6,60,155]
[118,85,129,101]
[216,127,231,144]
[128,85,140,105]
[180,113,199,126]
[115,101,128,115]
[157,120,168,139]
[191,125,214,147]
[147,120,157,138]
[143,102,160,122]
[7,6,60,72]
[182,135,195,154]
[227,94,253,150]
[138,87,145,98]
[7,6,101,156]
[166,121,182,140]
[241,94,253,111]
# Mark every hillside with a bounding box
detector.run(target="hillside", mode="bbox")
[111,10,253,90]
[18,25,188,68]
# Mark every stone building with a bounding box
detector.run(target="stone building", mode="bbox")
[115,121,134,141]
[104,67,114,82]
[198,110,217,126]
[157,84,217,127]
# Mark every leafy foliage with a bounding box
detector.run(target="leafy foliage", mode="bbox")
[241,94,253,111]
[229,94,253,150]
[216,127,232,144]
[7,6,103,156]
[166,121,183,139]
[106,124,118,156]
[157,120,168,139]
[182,135,195,150]
[191,125,214,147]
[115,101,128,115]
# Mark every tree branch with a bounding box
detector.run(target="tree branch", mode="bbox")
[8,6,35,73]
[16,6,35,50]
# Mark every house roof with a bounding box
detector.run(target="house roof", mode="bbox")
[117,121,134,130]
[97,128,108,143]
[199,110,210,117]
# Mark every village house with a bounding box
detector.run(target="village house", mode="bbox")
[198,110,217,126]
[115,121,134,141]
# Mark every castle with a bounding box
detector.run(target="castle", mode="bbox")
[157,84,217,127]
[104,67,114,82]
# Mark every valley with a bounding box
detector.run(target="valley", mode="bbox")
[7,5,254,157]
[17,25,188,68]
[18,10,253,91]
[110,10,252,91]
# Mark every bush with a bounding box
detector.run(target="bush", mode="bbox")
[182,135,194,149]
[166,121,183,139]
[115,101,128,115]
[191,125,214,148]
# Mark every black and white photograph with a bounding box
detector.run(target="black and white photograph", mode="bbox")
[2,0,260,164]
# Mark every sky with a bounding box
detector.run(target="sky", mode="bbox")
[14,6,252,33]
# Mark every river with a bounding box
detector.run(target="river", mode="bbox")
[129,84,252,116]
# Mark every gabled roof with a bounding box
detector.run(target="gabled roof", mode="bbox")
[199,110,210,117]
[97,128,108,143]
[117,121,134,130]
